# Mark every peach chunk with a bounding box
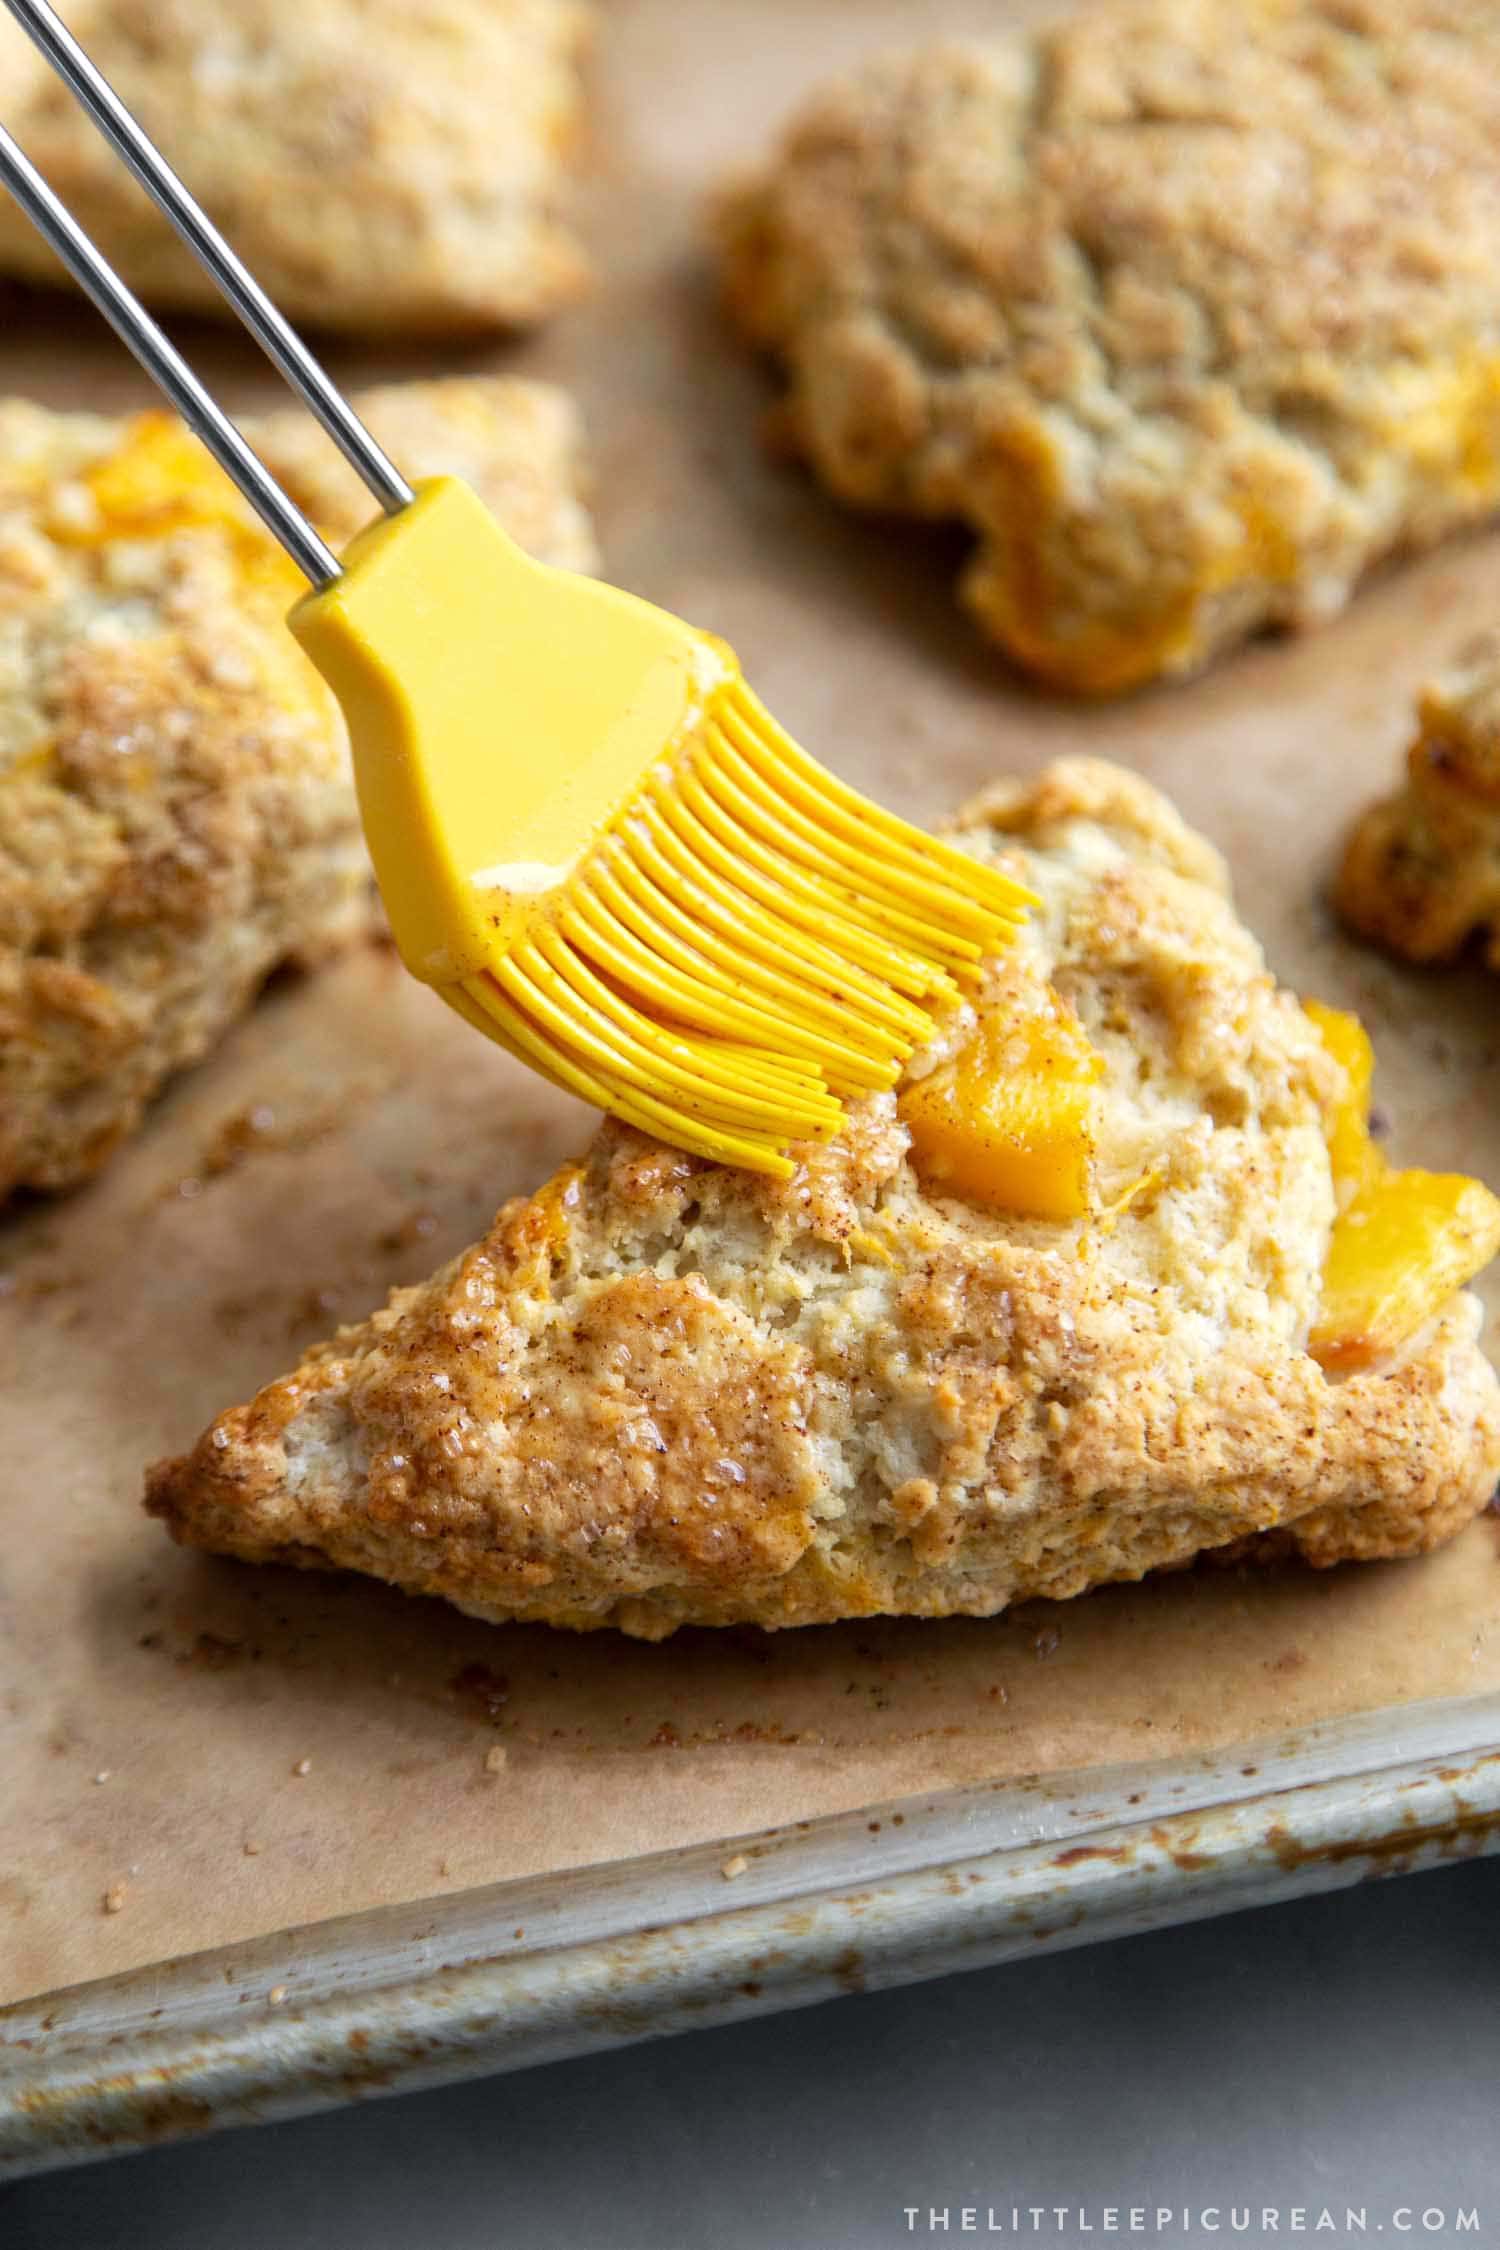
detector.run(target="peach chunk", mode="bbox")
[1312,1170,1500,1375]
[69,414,302,596]
[900,991,1103,1221]
[1302,1000,1382,1206]
[1306,1003,1500,1372]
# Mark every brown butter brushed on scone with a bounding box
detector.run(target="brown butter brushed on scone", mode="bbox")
[146,759,1500,1639]
[1337,634,1500,968]
[717,1,1500,695]
[0,0,590,335]
[0,379,596,1201]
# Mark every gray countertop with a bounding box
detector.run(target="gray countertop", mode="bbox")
[4,1857,1497,2249]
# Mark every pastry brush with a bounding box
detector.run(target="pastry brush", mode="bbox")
[0,0,1034,1176]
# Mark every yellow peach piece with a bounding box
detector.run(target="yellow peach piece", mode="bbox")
[900,995,1102,1222]
[1306,1000,1500,1370]
[72,415,302,600]
[82,413,235,537]
[1311,1169,1500,1374]
[1302,999,1381,1205]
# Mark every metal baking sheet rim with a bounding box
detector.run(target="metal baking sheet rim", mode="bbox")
[4,1691,1499,2178]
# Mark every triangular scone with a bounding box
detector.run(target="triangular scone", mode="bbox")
[0,379,594,1199]
[147,761,1500,1639]
[0,1,589,335]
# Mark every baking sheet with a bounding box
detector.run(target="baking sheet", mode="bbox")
[8,1710,1500,2178]
[4,0,1500,2016]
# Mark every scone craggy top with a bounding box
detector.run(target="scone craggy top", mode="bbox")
[719,0,1500,689]
[146,760,1500,1637]
[0,0,592,333]
[0,381,594,1197]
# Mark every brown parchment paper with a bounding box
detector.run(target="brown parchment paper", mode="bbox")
[4,0,1500,2012]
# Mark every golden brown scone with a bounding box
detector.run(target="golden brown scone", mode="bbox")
[718,3,1500,695]
[0,0,589,334]
[0,378,595,1200]
[146,759,1500,1638]
[1338,636,1500,968]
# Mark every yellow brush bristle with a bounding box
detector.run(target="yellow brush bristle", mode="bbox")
[455,678,1034,1177]
[290,478,1037,1176]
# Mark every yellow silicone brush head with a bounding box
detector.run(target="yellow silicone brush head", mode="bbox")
[292,478,1034,1176]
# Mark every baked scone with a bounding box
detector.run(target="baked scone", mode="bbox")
[1338,636,1500,968]
[0,0,589,333]
[0,378,595,1200]
[146,760,1500,1639]
[718,2,1500,694]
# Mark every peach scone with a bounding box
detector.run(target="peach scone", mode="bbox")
[0,378,594,1199]
[719,1,1500,694]
[0,0,590,334]
[147,761,1500,1638]
[1339,636,1500,969]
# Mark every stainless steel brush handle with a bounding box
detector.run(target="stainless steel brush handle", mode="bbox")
[0,0,418,583]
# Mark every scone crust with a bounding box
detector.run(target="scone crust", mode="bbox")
[0,378,595,1199]
[718,2,1500,692]
[0,0,591,333]
[147,759,1500,1637]
[1338,634,1500,968]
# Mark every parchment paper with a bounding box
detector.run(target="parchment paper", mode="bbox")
[4,0,1500,2012]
